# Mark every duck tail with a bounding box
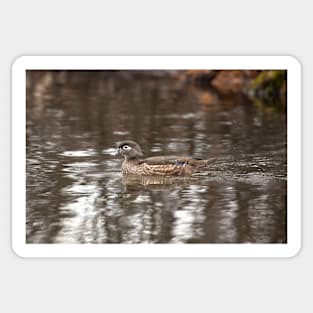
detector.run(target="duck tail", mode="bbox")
[189,157,216,168]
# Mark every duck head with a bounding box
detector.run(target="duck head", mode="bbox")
[117,141,143,159]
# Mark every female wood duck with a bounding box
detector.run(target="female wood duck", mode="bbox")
[117,141,214,176]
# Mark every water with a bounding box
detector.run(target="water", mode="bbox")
[26,71,287,244]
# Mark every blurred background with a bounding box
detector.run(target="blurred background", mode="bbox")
[26,70,287,244]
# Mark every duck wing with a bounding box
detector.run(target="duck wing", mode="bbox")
[139,156,216,167]
[139,156,184,165]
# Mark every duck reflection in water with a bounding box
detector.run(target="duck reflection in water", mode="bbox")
[122,174,193,187]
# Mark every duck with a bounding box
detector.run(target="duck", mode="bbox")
[117,141,214,176]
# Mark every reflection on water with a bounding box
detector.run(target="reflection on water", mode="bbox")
[26,71,287,244]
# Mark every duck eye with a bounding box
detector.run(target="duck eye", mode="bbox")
[122,145,130,150]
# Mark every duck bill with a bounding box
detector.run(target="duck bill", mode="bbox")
[115,148,122,156]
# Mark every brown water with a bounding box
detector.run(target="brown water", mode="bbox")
[26,71,287,244]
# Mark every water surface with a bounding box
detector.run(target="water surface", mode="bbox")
[26,71,287,244]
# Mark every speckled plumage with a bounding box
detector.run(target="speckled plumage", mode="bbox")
[117,141,214,177]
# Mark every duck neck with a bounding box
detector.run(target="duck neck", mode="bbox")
[125,156,140,163]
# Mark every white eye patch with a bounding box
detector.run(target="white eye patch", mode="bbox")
[122,145,131,150]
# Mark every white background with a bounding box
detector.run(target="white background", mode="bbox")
[1,1,311,312]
